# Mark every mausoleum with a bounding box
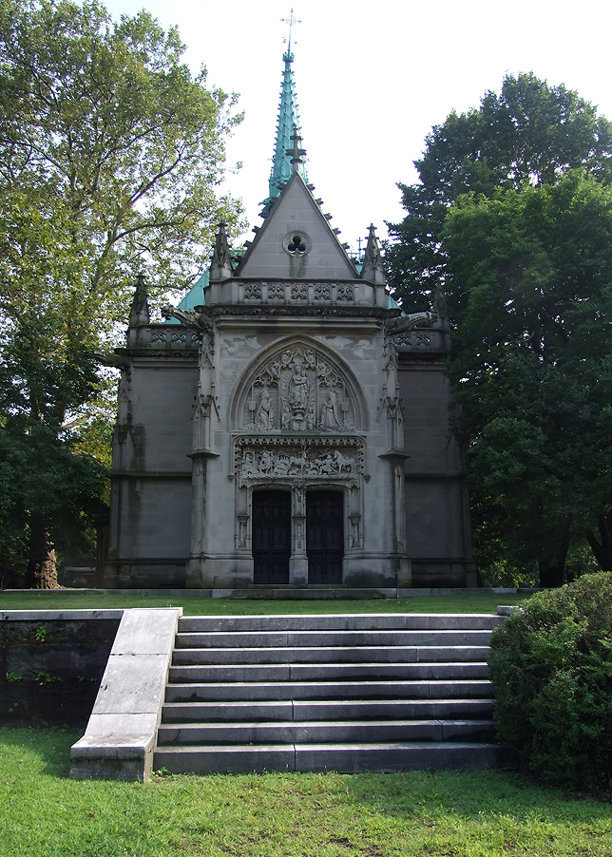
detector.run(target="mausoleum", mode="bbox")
[104,47,474,591]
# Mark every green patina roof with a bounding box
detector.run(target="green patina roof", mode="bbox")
[164,270,209,323]
[267,50,307,203]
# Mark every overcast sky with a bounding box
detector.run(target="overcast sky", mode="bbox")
[103,0,612,253]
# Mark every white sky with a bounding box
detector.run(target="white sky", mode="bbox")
[103,0,612,253]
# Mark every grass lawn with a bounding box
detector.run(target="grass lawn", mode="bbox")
[0,727,610,857]
[0,589,532,615]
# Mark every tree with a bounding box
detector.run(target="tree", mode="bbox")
[0,0,241,585]
[443,173,612,583]
[386,74,612,585]
[386,73,612,318]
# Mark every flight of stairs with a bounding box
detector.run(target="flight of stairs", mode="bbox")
[153,613,503,774]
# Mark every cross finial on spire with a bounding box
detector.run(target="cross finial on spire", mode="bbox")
[287,124,306,172]
[281,8,301,56]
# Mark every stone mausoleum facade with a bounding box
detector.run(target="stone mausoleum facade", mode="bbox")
[104,50,474,591]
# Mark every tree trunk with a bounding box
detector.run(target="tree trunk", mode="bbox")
[538,557,566,588]
[538,529,569,587]
[28,514,60,589]
[586,510,612,571]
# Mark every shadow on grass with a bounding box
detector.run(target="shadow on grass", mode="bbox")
[339,766,612,819]
[0,725,80,778]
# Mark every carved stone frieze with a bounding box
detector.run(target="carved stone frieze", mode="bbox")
[395,332,433,350]
[240,281,356,306]
[140,327,201,350]
[244,283,262,300]
[234,436,365,488]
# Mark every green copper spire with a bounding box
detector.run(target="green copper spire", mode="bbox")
[267,21,307,202]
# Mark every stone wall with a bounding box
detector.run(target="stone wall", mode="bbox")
[0,611,121,725]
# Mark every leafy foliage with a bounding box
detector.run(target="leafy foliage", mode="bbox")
[386,73,612,317]
[386,74,612,582]
[489,572,612,793]
[0,0,241,582]
[444,173,612,580]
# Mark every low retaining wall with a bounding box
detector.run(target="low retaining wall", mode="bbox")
[0,610,122,725]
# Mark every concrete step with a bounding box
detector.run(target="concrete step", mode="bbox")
[175,629,494,649]
[167,661,490,683]
[178,614,503,632]
[153,741,501,774]
[165,679,493,702]
[161,697,496,722]
[157,718,496,746]
[155,612,503,775]
[172,645,491,666]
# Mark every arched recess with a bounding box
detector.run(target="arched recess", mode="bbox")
[230,336,368,433]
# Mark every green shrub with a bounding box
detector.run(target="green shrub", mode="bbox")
[489,572,612,792]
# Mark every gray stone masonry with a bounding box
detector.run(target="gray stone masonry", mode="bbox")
[0,610,122,724]
[105,169,472,590]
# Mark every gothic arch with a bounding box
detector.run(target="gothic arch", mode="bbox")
[230,337,368,433]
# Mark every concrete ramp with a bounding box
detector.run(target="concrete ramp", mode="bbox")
[70,608,181,781]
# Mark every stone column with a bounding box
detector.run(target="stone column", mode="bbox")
[379,450,412,587]
[290,484,308,585]
[186,450,220,588]
[186,327,219,588]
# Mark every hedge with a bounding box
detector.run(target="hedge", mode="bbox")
[489,572,611,792]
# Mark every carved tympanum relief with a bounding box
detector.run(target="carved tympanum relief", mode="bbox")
[239,345,359,432]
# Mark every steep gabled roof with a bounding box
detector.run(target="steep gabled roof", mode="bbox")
[236,170,358,280]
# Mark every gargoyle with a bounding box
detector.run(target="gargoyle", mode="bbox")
[161,305,213,333]
[90,350,130,370]
[385,311,437,335]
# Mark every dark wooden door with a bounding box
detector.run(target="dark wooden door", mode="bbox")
[306,490,344,584]
[252,490,291,584]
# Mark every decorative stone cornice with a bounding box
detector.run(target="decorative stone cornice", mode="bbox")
[208,303,392,321]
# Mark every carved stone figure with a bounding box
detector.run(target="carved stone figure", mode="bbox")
[255,388,273,429]
[259,450,274,473]
[289,360,308,410]
[242,451,255,476]
[319,389,343,429]
[281,356,315,430]
[117,370,132,426]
